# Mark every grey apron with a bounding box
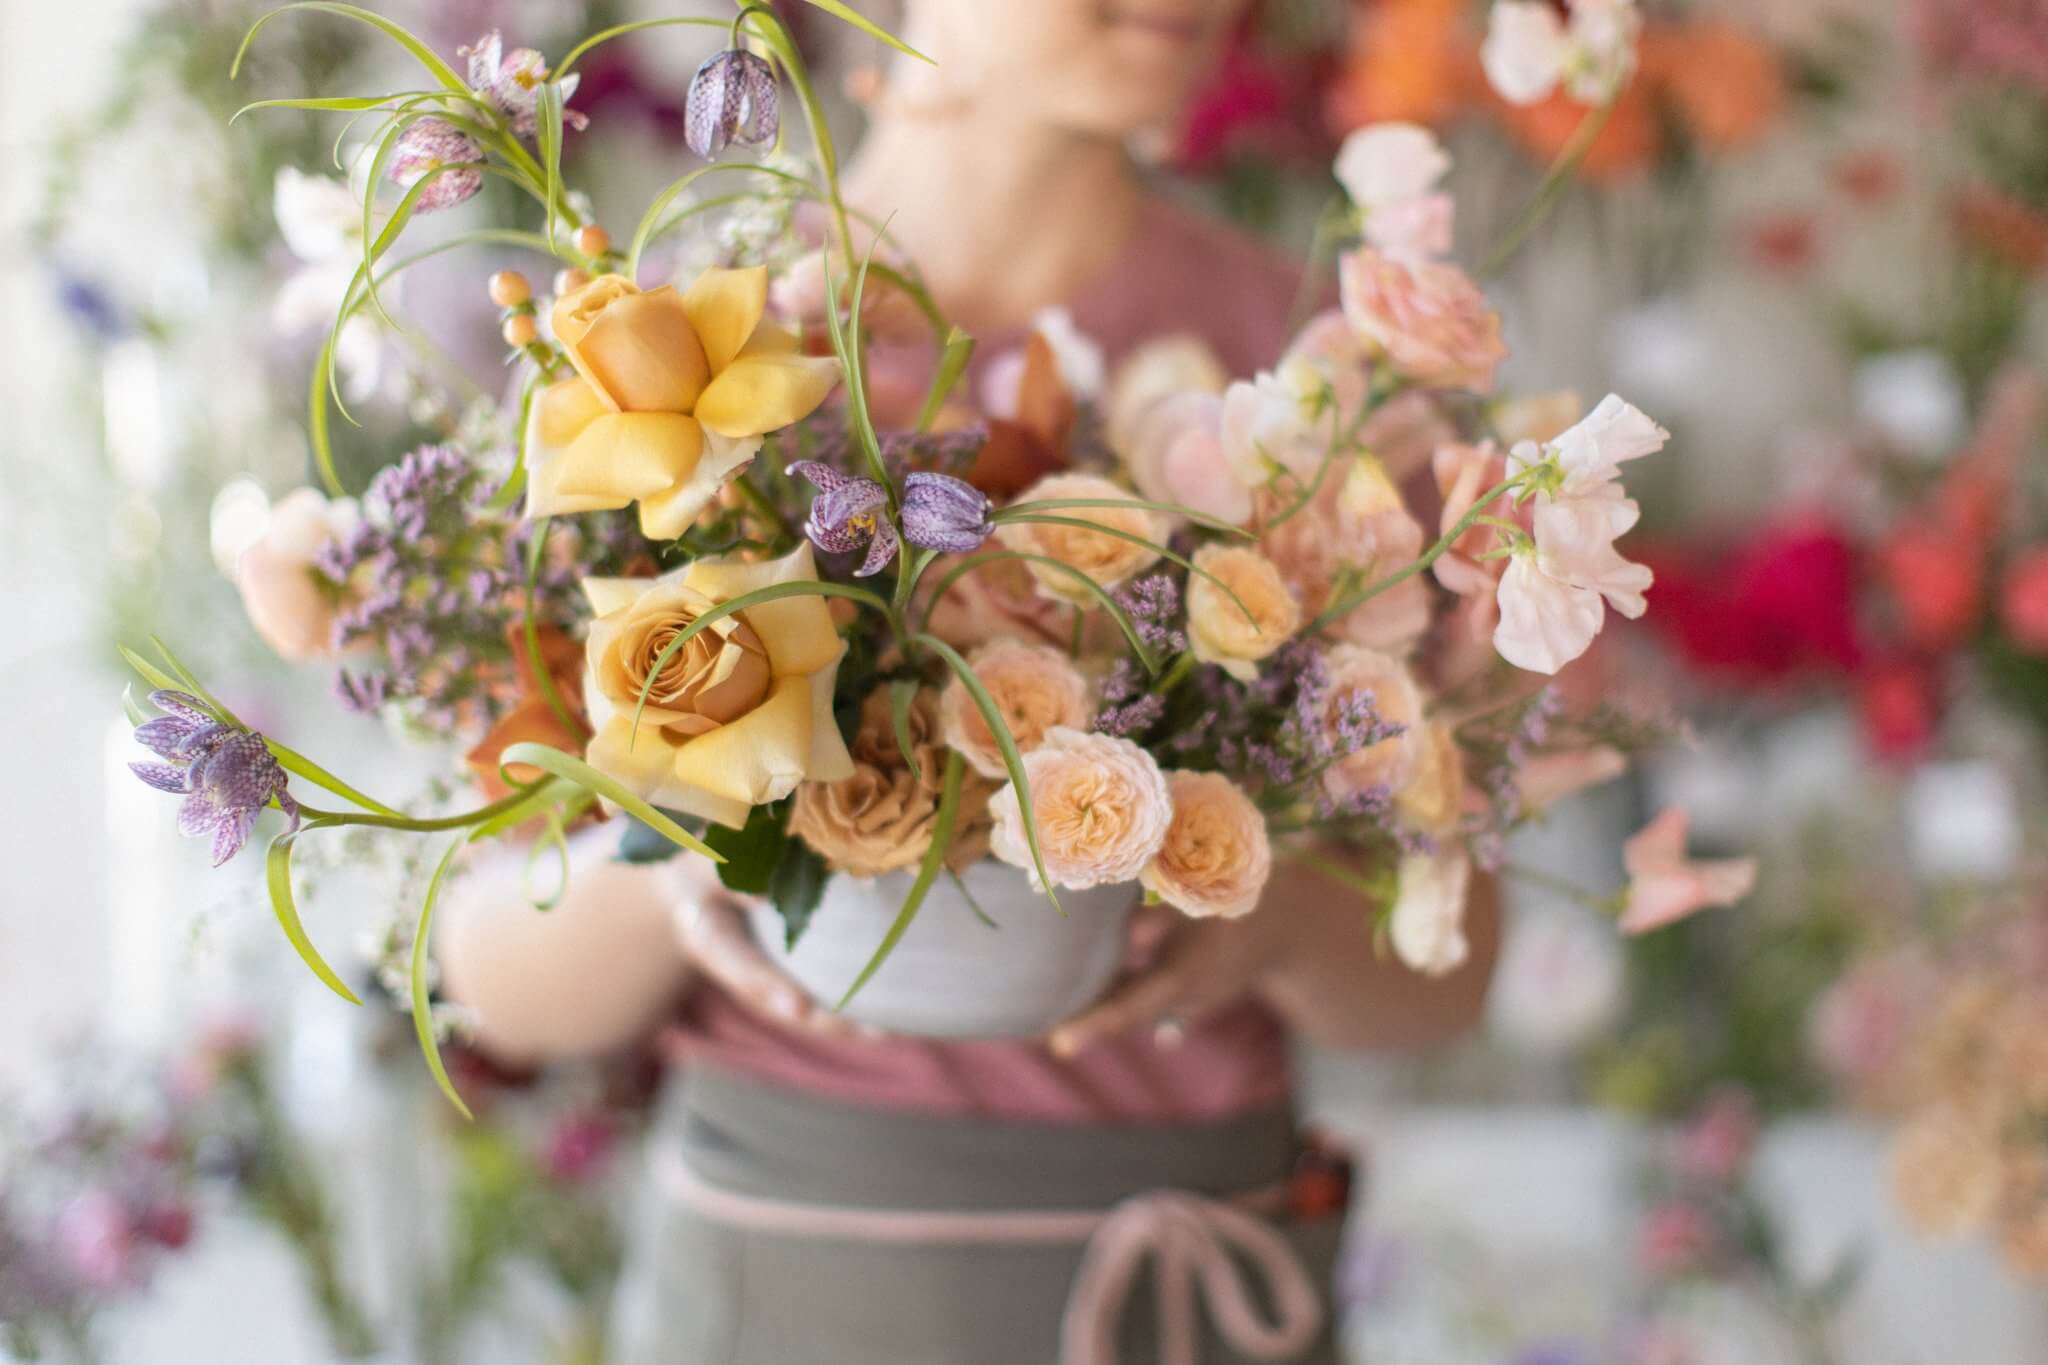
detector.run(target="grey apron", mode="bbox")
[609,1066,1345,1365]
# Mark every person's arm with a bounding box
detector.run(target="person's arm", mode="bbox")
[1049,853,1500,1058]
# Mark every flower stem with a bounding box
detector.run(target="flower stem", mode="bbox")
[1305,471,1528,634]
[1476,97,1615,280]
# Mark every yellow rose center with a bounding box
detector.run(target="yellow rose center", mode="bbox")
[611,607,772,739]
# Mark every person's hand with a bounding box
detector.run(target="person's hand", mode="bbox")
[660,862,879,1043]
[1046,902,1300,1059]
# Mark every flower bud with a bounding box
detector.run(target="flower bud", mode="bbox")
[685,48,780,159]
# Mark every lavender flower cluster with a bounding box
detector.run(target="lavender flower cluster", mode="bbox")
[315,446,635,736]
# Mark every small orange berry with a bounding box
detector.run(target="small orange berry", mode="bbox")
[487,270,531,308]
[574,224,611,258]
[501,314,539,347]
[553,267,591,296]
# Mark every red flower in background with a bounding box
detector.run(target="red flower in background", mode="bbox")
[1858,657,1940,760]
[2003,549,2048,653]
[1877,521,1985,650]
[1175,6,1336,172]
[1641,516,1864,685]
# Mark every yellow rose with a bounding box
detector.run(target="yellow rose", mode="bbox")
[580,544,854,827]
[993,473,1168,604]
[1185,544,1301,680]
[526,268,840,539]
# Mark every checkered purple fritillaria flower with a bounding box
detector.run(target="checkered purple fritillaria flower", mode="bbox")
[789,462,991,577]
[685,47,779,159]
[461,30,588,138]
[129,692,298,866]
[388,118,486,213]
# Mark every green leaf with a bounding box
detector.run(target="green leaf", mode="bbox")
[412,836,476,1120]
[553,16,729,77]
[538,79,566,251]
[912,634,1060,913]
[485,374,542,513]
[836,752,963,1009]
[616,811,692,864]
[463,778,569,842]
[266,741,406,820]
[997,514,1259,624]
[234,4,469,89]
[230,93,429,123]
[887,679,926,786]
[702,800,792,896]
[626,579,890,741]
[117,645,185,700]
[915,326,976,434]
[993,496,1253,539]
[498,742,723,862]
[266,832,363,1006]
[946,867,997,928]
[151,636,245,729]
[768,841,829,948]
[917,550,1158,673]
[818,249,889,488]
[789,0,933,62]
[525,802,580,910]
[121,686,147,727]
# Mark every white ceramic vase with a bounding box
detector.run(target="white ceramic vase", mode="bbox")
[747,861,1136,1039]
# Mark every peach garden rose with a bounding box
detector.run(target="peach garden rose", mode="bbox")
[1319,644,1428,805]
[1339,246,1506,392]
[1184,545,1302,680]
[988,727,1172,892]
[1141,771,1272,919]
[939,640,1093,780]
[994,473,1168,604]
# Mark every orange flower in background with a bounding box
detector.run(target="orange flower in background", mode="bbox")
[1640,20,1785,153]
[1878,522,1985,650]
[1952,186,2048,275]
[1326,0,1477,132]
[1491,79,1662,180]
[466,623,589,801]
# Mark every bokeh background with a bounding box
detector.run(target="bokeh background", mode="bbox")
[3,0,2045,1362]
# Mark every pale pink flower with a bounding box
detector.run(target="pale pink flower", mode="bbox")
[1123,390,1252,526]
[1339,247,1506,392]
[1280,311,1375,432]
[1493,483,1654,674]
[1542,392,1671,495]
[988,728,1173,892]
[1617,808,1757,934]
[236,487,351,662]
[1672,1089,1757,1184]
[1638,1201,1716,1279]
[1334,123,1456,259]
[1808,957,1930,1092]
[1357,388,1457,481]
[1482,1,1570,104]
[1390,848,1472,976]
[982,308,1105,415]
[1106,334,1230,459]
[1365,194,1455,260]
[1220,364,1329,485]
[1432,441,1517,596]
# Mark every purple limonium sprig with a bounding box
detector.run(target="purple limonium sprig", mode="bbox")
[129,692,298,866]
[388,118,486,213]
[1113,574,1188,655]
[685,47,779,159]
[460,30,588,138]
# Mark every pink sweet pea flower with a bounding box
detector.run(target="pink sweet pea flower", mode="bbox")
[1518,746,1627,812]
[1617,808,1757,935]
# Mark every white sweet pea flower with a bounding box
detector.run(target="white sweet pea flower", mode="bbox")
[1389,849,1472,977]
[1481,0,1638,107]
[1481,1,1569,104]
[271,166,394,404]
[1219,361,1328,486]
[1031,307,1107,401]
[1492,395,1664,673]
[1335,123,1456,260]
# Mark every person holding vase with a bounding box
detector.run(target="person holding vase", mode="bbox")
[439,3,1499,1361]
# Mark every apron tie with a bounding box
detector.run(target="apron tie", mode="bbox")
[1060,1190,1324,1365]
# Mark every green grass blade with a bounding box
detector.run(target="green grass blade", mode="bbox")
[234,4,468,91]
[993,496,1253,539]
[914,326,975,434]
[790,0,933,62]
[912,633,1061,912]
[625,580,890,740]
[266,832,364,1006]
[996,514,1257,624]
[485,373,542,513]
[538,79,565,251]
[412,836,475,1120]
[498,742,723,861]
[118,646,186,701]
[120,686,147,727]
[625,163,816,281]
[150,636,245,730]
[836,752,963,1009]
[887,678,925,786]
[265,741,406,820]
[916,551,1157,673]
[522,518,585,742]
[230,94,426,123]
[554,16,728,76]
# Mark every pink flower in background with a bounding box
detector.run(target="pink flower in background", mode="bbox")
[1809,959,1925,1092]
[1334,122,1456,259]
[1617,808,1757,934]
[236,488,351,662]
[1432,442,1517,596]
[1911,0,2048,87]
[1279,311,1375,429]
[2001,548,2048,653]
[1517,746,1627,812]
[543,1113,617,1183]
[1339,247,1506,392]
[54,1189,138,1291]
[1125,391,1250,526]
[1672,1089,1757,1184]
[1638,1201,1717,1279]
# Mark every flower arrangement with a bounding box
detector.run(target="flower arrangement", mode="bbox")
[119,1,1732,1108]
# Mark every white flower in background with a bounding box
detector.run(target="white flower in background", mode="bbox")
[1488,902,1623,1053]
[1492,395,1667,674]
[271,166,392,403]
[1482,0,1640,106]
[1388,849,1472,977]
[1852,348,1966,463]
[1905,761,2020,881]
[1334,123,1455,260]
[979,308,1108,417]
[1220,360,1329,485]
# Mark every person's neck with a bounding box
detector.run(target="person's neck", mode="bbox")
[841,108,1147,334]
